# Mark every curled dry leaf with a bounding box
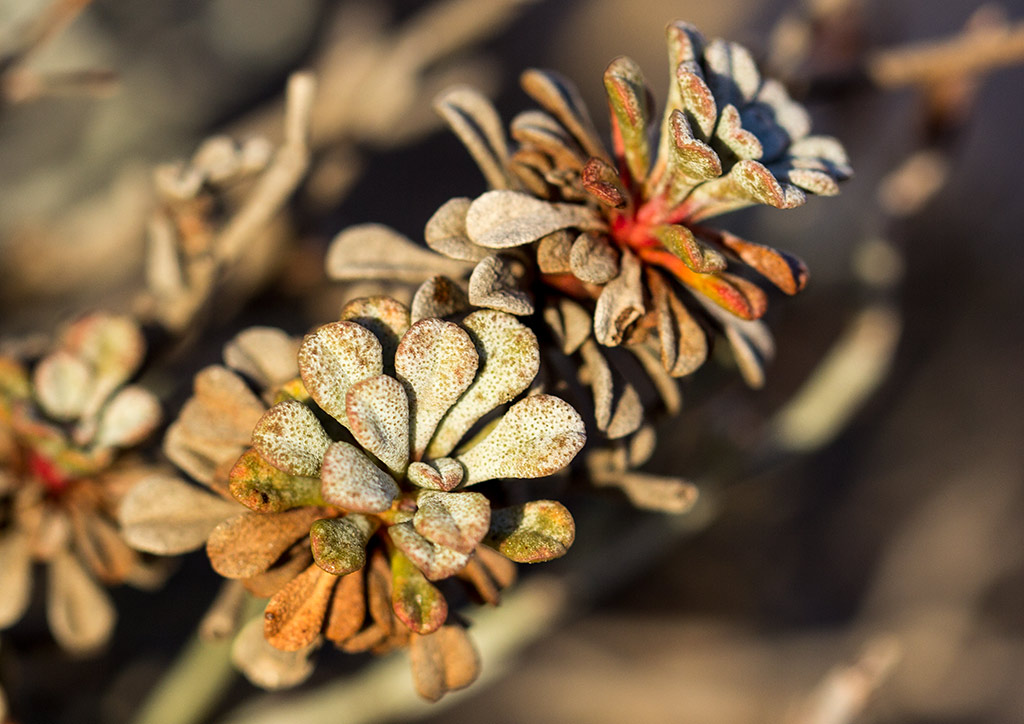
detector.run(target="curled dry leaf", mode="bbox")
[570,231,620,284]
[593,249,645,346]
[412,276,471,323]
[325,566,365,643]
[467,254,535,316]
[425,197,492,262]
[223,327,300,392]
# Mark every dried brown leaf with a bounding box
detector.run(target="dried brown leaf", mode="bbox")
[207,507,324,579]
[47,550,116,654]
[326,224,469,283]
[232,616,316,690]
[264,562,338,651]
[325,565,365,643]
[468,254,535,316]
[410,625,481,702]
[594,248,645,346]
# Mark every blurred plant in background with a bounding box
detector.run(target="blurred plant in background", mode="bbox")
[1,1,1023,724]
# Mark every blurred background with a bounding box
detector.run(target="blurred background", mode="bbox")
[1,0,1022,722]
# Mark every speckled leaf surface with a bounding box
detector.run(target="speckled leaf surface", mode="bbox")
[298,321,382,426]
[390,549,448,634]
[319,441,399,513]
[251,401,331,477]
[414,491,490,555]
[486,500,575,563]
[345,375,410,475]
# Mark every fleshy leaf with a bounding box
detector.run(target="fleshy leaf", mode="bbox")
[339,297,411,377]
[536,230,574,273]
[345,375,410,475]
[407,458,464,492]
[593,249,645,346]
[468,254,534,316]
[395,319,478,460]
[668,109,722,186]
[390,548,448,634]
[428,310,540,458]
[409,625,480,702]
[251,401,330,477]
[411,276,471,323]
[456,394,586,485]
[604,55,652,186]
[414,491,490,555]
[708,229,808,295]
[675,66,717,140]
[465,190,603,249]
[652,224,726,274]
[389,522,471,581]
[486,500,575,563]
[715,103,763,161]
[33,351,91,421]
[326,224,469,282]
[229,448,323,513]
[320,441,399,514]
[310,515,373,576]
[119,474,241,554]
[581,157,628,208]
[264,562,337,651]
[94,385,161,448]
[207,507,325,579]
[298,321,382,425]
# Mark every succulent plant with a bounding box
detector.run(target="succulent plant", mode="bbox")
[122,298,584,699]
[0,313,163,653]
[329,20,850,391]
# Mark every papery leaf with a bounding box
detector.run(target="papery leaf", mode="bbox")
[251,401,330,477]
[390,548,448,634]
[428,310,539,458]
[486,500,575,563]
[652,224,726,274]
[579,340,643,439]
[570,231,620,284]
[232,616,316,690]
[325,566,365,643]
[229,448,323,513]
[456,394,585,485]
[411,276,471,323]
[647,268,708,377]
[241,543,312,598]
[414,491,490,555]
[298,321,382,426]
[628,342,683,415]
[345,375,410,475]
[395,319,478,459]
[468,254,534,316]
[339,297,411,377]
[223,327,300,392]
[617,472,699,514]
[434,86,512,190]
[47,550,116,654]
[94,385,161,448]
[310,515,373,576]
[425,197,491,262]
[520,69,608,161]
[32,351,91,421]
[264,562,338,651]
[465,190,603,249]
[0,532,32,627]
[119,474,240,554]
[593,249,645,346]
[410,625,480,702]
[581,157,628,208]
[320,441,399,514]
[326,224,469,283]
[723,318,772,389]
[207,507,324,579]
[389,522,471,581]
[604,55,652,186]
[407,458,464,492]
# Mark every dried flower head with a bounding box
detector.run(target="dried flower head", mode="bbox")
[330,21,850,390]
[0,313,163,653]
